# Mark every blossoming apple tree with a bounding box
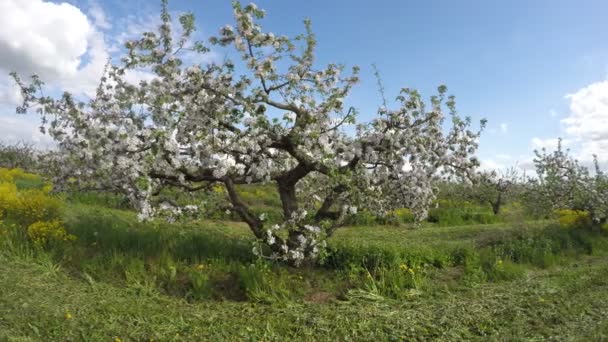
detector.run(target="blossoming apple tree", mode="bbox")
[532,139,607,226]
[13,1,484,264]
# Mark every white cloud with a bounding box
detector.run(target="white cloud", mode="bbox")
[123,68,158,85]
[0,0,111,147]
[113,13,160,51]
[0,0,92,80]
[530,137,571,152]
[479,158,506,171]
[0,75,22,107]
[89,0,111,30]
[0,115,55,148]
[59,29,109,97]
[0,0,217,148]
[0,0,114,99]
[562,80,608,161]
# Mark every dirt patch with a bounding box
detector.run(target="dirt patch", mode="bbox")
[433,265,465,284]
[304,291,335,304]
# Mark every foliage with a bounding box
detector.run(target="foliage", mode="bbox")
[0,168,70,247]
[27,220,75,247]
[556,209,592,229]
[13,1,484,264]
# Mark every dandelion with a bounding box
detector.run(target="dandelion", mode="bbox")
[196,264,205,270]
[114,337,122,342]
[65,312,72,320]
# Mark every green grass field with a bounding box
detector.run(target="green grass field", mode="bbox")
[1,170,608,340]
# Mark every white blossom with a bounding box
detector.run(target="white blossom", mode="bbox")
[12,1,484,265]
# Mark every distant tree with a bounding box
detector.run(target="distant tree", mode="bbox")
[0,141,38,171]
[531,139,607,225]
[12,1,484,265]
[474,168,520,215]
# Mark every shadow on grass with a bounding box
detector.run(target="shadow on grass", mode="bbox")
[63,205,255,264]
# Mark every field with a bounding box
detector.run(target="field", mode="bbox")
[1,169,608,340]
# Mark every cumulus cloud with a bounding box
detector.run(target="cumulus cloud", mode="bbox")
[0,75,22,107]
[0,0,116,99]
[0,0,111,146]
[527,78,608,168]
[562,80,608,161]
[0,0,92,80]
[89,0,112,30]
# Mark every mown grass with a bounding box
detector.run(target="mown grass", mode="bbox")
[3,200,608,304]
[1,248,607,340]
[3,170,608,339]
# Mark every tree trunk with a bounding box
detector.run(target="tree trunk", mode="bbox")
[223,178,264,239]
[491,192,503,215]
[277,179,298,220]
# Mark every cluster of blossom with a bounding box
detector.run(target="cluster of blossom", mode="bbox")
[13,1,484,264]
[156,202,200,222]
[252,210,325,266]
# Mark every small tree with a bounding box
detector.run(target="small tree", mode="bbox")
[13,1,484,265]
[474,168,519,215]
[532,139,607,226]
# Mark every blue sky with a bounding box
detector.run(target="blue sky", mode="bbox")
[1,0,608,169]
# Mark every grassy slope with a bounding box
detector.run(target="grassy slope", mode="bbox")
[1,252,607,341]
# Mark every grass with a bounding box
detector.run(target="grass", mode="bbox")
[2,172,608,339]
[67,184,514,227]
[1,249,607,340]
